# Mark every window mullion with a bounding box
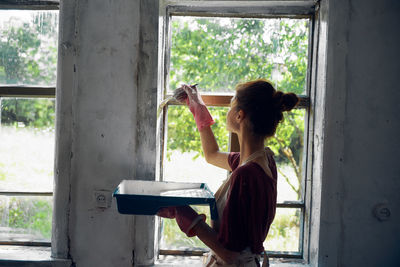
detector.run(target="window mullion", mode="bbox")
[0,192,53,196]
[159,249,303,259]
[0,86,56,98]
[0,1,59,10]
[165,94,310,108]
[0,241,51,247]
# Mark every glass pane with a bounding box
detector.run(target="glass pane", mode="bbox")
[0,195,53,242]
[264,208,301,252]
[0,98,55,192]
[0,10,59,86]
[267,109,306,202]
[160,205,210,250]
[163,105,229,193]
[161,105,228,250]
[169,16,309,94]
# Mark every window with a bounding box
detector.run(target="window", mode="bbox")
[0,5,59,247]
[157,1,317,263]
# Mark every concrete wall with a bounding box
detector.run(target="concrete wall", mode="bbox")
[68,0,139,266]
[54,0,157,266]
[51,0,399,266]
[318,0,400,266]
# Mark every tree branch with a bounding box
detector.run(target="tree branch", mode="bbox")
[277,168,298,197]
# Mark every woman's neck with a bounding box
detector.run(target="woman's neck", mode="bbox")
[237,130,265,166]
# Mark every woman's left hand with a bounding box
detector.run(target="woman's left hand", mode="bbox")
[156,207,176,218]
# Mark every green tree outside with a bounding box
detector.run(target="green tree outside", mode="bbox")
[161,17,309,252]
[0,11,58,241]
[0,13,310,251]
[166,17,309,198]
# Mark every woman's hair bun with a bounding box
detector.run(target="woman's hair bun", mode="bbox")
[281,92,299,112]
[235,79,300,137]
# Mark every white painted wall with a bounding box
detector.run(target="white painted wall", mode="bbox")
[52,0,399,266]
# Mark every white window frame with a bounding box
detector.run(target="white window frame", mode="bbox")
[0,0,59,248]
[156,0,322,264]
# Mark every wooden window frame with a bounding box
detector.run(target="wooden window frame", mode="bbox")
[0,0,59,247]
[157,0,318,262]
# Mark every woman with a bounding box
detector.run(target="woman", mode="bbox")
[158,79,299,266]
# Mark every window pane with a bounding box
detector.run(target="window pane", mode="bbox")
[0,10,58,86]
[160,205,210,250]
[161,105,228,250]
[0,195,52,242]
[0,98,55,192]
[264,208,301,252]
[267,109,306,202]
[163,105,229,193]
[169,16,309,94]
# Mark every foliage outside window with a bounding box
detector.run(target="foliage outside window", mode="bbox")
[160,16,310,256]
[0,10,58,244]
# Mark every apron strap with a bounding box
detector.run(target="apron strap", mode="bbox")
[262,251,269,267]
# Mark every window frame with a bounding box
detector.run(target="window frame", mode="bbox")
[157,0,319,263]
[0,0,60,248]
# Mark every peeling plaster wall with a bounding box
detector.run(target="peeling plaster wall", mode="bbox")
[319,0,400,266]
[52,0,400,266]
[69,1,139,266]
[54,0,144,266]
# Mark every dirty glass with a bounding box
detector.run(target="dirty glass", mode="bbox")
[0,196,52,242]
[264,208,301,252]
[161,105,305,251]
[0,97,55,192]
[162,14,310,255]
[0,10,59,86]
[161,105,229,250]
[267,109,306,202]
[168,16,309,95]
[163,105,229,193]
[160,205,210,250]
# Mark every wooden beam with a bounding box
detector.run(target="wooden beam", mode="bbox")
[165,94,310,108]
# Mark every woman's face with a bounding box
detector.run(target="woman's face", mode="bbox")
[226,97,240,133]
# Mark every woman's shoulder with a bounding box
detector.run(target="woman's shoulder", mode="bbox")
[233,162,268,177]
[228,152,240,170]
[231,162,275,185]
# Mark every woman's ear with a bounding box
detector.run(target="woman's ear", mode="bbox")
[236,109,245,123]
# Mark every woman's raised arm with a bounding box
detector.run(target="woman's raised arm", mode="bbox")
[199,126,231,171]
[181,84,231,171]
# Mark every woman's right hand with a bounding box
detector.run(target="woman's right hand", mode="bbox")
[181,84,214,131]
[182,84,205,107]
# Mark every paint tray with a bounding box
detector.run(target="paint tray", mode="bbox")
[113,180,218,220]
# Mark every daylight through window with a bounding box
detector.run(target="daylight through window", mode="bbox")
[158,14,312,259]
[0,9,58,246]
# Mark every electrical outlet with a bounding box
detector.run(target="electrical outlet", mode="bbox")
[94,190,111,208]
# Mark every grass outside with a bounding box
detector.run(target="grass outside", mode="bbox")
[0,126,54,241]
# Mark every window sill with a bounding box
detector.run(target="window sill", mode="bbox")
[154,256,310,267]
[0,246,71,267]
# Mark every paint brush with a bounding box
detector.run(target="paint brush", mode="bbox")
[157,83,198,118]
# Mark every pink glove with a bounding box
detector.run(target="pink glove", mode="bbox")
[157,206,206,237]
[175,206,206,237]
[181,84,215,131]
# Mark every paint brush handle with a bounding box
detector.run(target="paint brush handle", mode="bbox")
[173,83,198,103]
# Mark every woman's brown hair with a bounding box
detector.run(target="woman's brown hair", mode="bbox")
[235,79,299,137]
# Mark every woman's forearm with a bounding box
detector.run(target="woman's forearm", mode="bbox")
[199,126,219,159]
[199,126,230,170]
[192,220,239,264]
